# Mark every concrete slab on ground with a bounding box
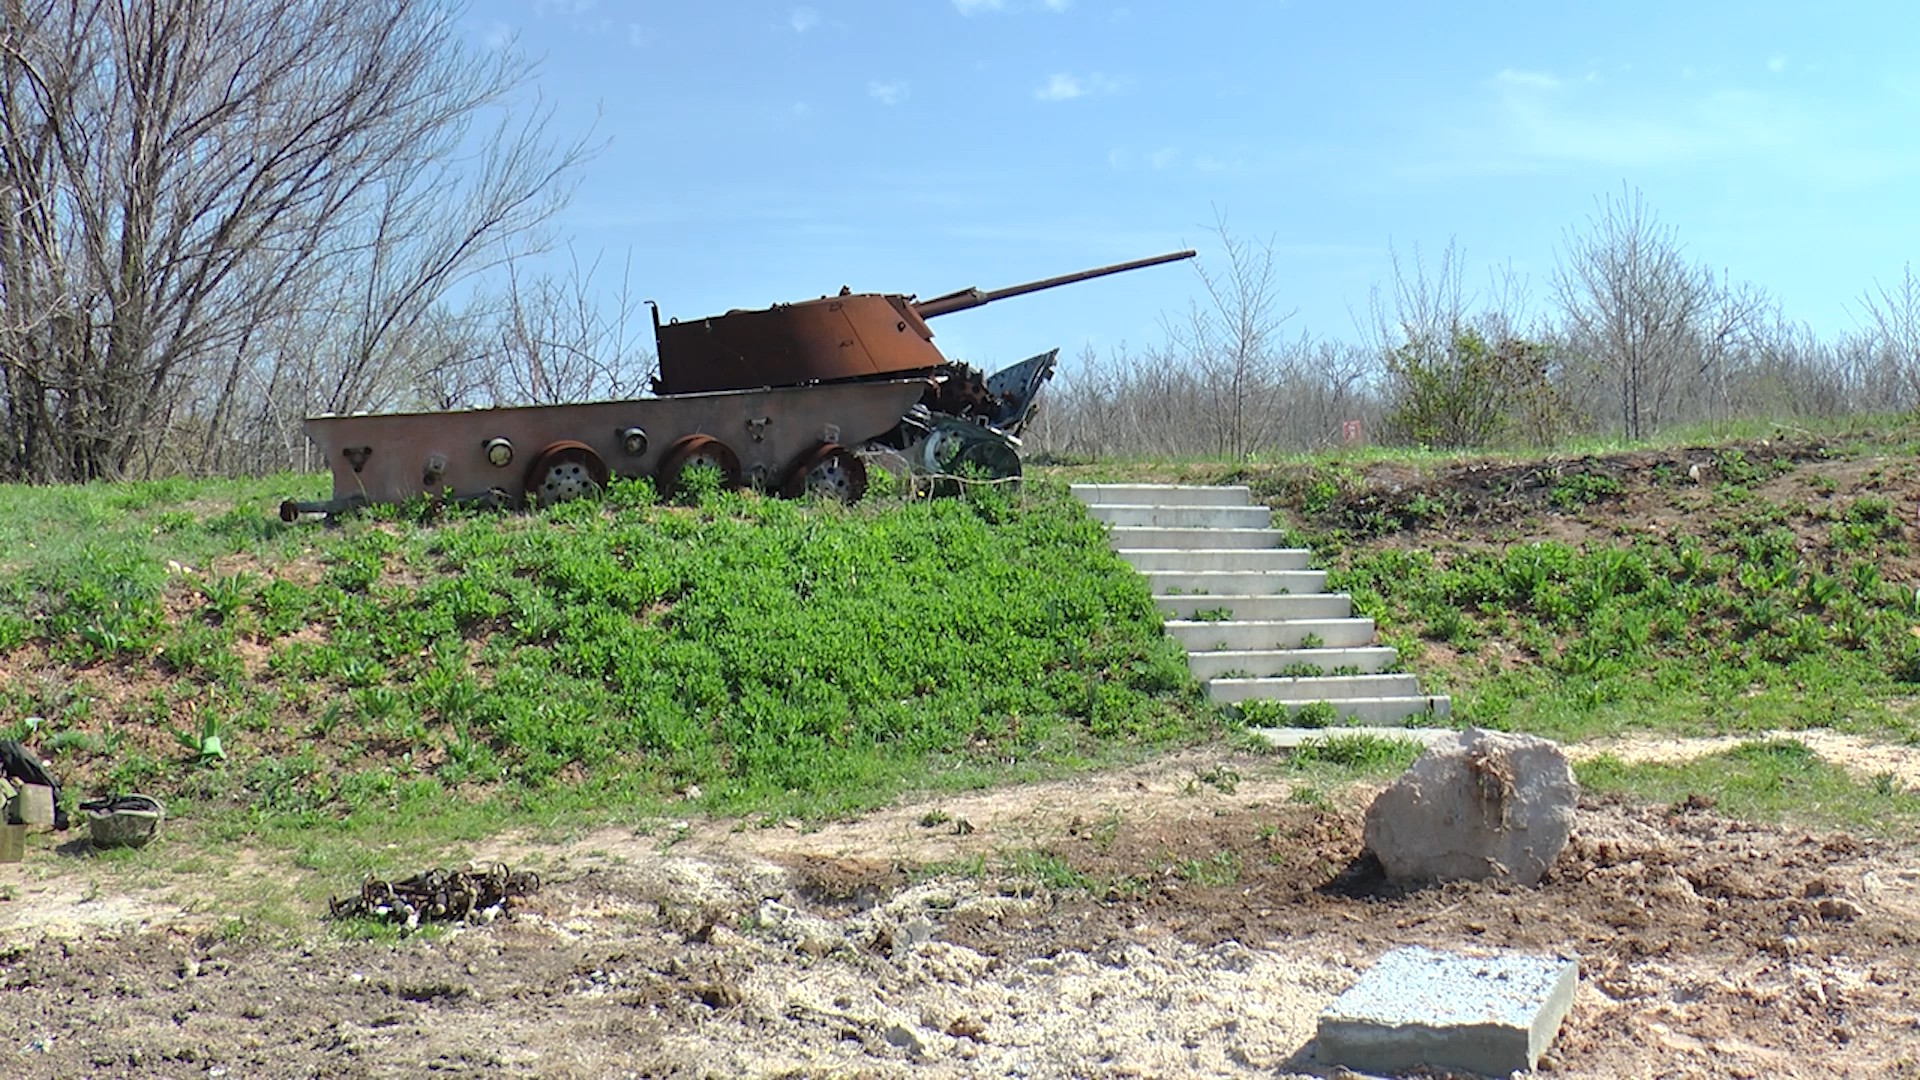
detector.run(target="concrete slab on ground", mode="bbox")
[1069,483,1251,506]
[1250,726,1454,749]
[1316,945,1578,1077]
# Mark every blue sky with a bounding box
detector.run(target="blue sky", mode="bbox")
[466,0,1920,371]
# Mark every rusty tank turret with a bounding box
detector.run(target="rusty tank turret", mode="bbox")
[650,250,1195,484]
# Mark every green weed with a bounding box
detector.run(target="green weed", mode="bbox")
[1548,471,1623,511]
[1171,850,1243,887]
[1286,733,1425,773]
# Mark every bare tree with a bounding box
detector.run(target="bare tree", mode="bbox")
[1691,271,1775,432]
[0,0,586,481]
[1163,214,1295,458]
[483,250,657,407]
[1552,186,1710,440]
[1853,263,1920,411]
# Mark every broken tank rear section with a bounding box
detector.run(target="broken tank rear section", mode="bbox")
[650,250,1195,484]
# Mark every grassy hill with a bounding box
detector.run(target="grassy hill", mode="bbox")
[5,418,1920,861]
[0,476,1208,854]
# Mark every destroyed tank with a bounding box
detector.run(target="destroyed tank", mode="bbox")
[284,250,1193,519]
[651,250,1195,489]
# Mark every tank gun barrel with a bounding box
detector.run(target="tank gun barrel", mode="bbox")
[912,249,1196,319]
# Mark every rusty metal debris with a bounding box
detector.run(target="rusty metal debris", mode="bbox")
[328,864,541,929]
[288,251,1193,516]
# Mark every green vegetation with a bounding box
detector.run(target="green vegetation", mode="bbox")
[1239,434,1920,749]
[0,476,1210,861]
[1547,470,1623,511]
[1284,733,1427,774]
[1171,849,1243,887]
[1381,327,1570,450]
[1324,521,1920,743]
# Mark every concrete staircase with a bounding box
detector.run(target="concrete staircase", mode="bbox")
[1072,483,1451,734]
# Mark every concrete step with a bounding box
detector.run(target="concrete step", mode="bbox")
[1226,694,1453,724]
[1186,647,1400,679]
[1086,504,1272,529]
[1169,617,1376,651]
[1070,481,1447,732]
[1118,548,1314,572]
[1146,569,1330,595]
[1206,673,1421,702]
[1155,592,1346,621]
[1071,483,1250,507]
[1252,726,1455,749]
[1107,526,1279,550]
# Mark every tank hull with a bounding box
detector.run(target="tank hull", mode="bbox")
[297,378,927,511]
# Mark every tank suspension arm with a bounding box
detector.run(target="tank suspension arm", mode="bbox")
[912,249,1196,319]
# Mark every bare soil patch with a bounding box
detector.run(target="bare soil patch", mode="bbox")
[3,750,1917,1079]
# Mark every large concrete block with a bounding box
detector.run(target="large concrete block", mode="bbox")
[8,782,55,826]
[1317,945,1578,1076]
[1363,728,1576,886]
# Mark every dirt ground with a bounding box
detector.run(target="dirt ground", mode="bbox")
[3,744,1918,1079]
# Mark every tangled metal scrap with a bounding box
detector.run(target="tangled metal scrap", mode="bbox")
[328,863,541,929]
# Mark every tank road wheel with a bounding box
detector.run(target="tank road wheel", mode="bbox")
[855,442,913,498]
[658,435,742,498]
[781,443,868,503]
[913,418,1022,496]
[525,440,611,507]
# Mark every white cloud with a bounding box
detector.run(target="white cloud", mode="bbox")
[1482,73,1827,171]
[1035,71,1120,102]
[1036,74,1083,101]
[1494,69,1561,92]
[533,0,595,16]
[1107,145,1197,171]
[953,0,1071,14]
[867,80,909,106]
[790,6,819,33]
[483,21,514,51]
[1768,55,1787,74]
[626,23,646,47]
[1392,67,1910,191]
